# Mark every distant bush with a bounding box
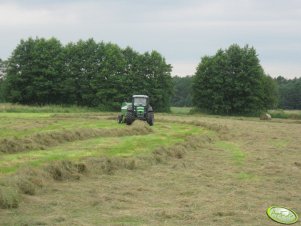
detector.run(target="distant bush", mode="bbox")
[268,109,301,120]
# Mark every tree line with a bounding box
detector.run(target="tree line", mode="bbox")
[0,38,172,111]
[1,39,300,113]
[275,76,301,109]
[172,75,301,111]
[172,45,300,112]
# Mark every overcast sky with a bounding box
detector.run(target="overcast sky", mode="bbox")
[0,0,300,78]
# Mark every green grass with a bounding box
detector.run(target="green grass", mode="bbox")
[1,105,301,225]
[170,107,301,120]
[170,107,193,115]
[237,172,255,180]
[214,141,255,181]
[0,113,117,139]
[0,121,205,174]
[215,141,246,166]
[0,103,101,113]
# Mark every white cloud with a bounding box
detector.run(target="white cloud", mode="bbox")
[0,0,300,78]
[0,3,79,26]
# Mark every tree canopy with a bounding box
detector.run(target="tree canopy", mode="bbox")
[192,44,278,114]
[171,76,193,107]
[0,58,6,102]
[3,38,172,111]
[3,39,299,112]
[275,76,301,109]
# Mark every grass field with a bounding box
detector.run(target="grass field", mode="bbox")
[0,105,301,225]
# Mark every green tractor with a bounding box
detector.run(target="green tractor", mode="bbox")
[118,95,154,126]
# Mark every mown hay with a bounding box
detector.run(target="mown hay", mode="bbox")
[260,113,272,120]
[45,160,83,181]
[87,157,138,175]
[16,178,36,195]
[0,122,153,154]
[0,127,211,209]
[156,117,227,132]
[81,134,214,175]
[0,186,19,209]
[0,160,89,209]
[151,135,214,161]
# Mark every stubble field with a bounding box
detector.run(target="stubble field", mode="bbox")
[0,105,300,225]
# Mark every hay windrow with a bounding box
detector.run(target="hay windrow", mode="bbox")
[0,132,212,209]
[0,186,20,209]
[51,113,113,119]
[155,117,228,133]
[0,121,153,154]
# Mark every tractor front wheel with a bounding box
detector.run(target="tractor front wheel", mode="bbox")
[126,111,134,125]
[118,115,123,124]
[147,112,154,126]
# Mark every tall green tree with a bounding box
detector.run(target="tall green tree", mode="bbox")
[0,58,6,102]
[4,38,64,104]
[276,76,301,109]
[0,58,5,79]
[193,44,277,114]
[260,75,279,109]
[92,42,127,109]
[171,76,193,107]
[62,39,102,106]
[4,37,173,112]
[139,51,173,112]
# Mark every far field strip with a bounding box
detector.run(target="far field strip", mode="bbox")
[0,113,118,139]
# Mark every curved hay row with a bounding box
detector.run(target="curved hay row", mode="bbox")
[0,118,216,209]
[155,117,228,132]
[0,133,213,209]
[0,122,152,154]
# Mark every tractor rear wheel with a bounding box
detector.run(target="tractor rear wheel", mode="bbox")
[126,111,134,125]
[147,112,154,126]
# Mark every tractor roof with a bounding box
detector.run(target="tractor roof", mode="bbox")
[133,95,148,98]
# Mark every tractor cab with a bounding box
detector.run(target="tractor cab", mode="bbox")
[133,95,148,106]
[132,95,149,119]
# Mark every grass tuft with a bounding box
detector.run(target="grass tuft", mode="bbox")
[16,177,36,195]
[0,186,19,209]
[237,172,254,180]
[46,160,82,181]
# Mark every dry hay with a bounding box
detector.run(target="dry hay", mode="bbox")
[1,114,301,225]
[156,117,228,132]
[260,113,272,120]
[0,121,152,154]
[0,132,213,209]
